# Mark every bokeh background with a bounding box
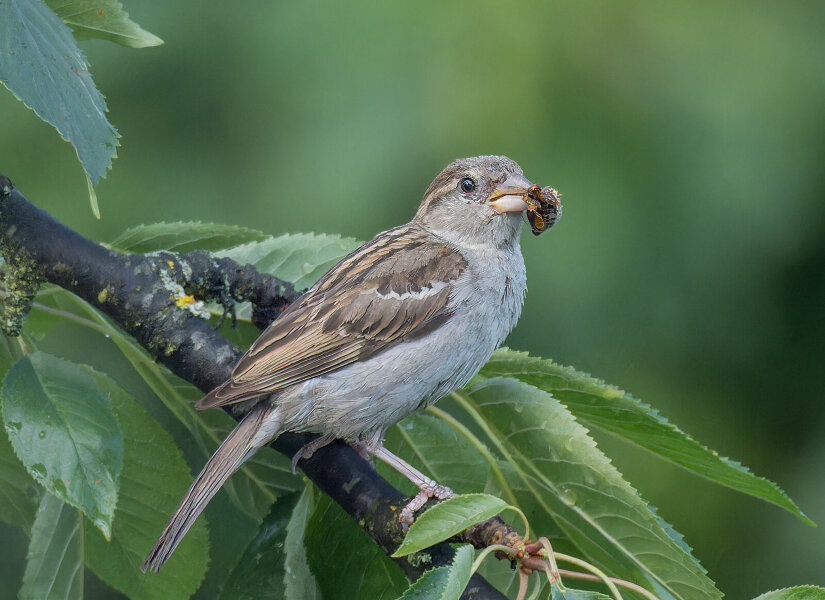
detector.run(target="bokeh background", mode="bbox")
[1,1,824,598]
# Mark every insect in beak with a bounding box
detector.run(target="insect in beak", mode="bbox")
[524,185,562,236]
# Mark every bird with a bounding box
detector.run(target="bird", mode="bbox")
[141,155,561,573]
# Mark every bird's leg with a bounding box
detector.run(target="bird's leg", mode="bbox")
[290,435,335,474]
[366,444,455,527]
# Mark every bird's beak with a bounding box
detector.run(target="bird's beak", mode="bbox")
[487,173,534,213]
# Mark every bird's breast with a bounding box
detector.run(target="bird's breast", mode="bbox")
[453,243,527,344]
[275,243,527,442]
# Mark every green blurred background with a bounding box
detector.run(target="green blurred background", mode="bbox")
[1,1,824,597]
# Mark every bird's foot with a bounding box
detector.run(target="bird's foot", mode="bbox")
[399,481,456,528]
[348,442,376,468]
[290,435,334,474]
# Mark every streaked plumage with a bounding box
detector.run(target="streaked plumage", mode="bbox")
[142,155,560,572]
[197,226,468,409]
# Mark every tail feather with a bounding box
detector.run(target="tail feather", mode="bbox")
[141,404,269,573]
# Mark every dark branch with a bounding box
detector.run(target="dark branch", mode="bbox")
[0,176,507,599]
[175,249,300,330]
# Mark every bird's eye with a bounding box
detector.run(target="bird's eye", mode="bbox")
[459,177,476,193]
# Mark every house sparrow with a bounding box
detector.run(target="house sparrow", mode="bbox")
[142,155,561,572]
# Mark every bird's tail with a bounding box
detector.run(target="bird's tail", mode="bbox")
[141,404,270,573]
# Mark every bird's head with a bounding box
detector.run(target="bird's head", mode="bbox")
[414,155,554,248]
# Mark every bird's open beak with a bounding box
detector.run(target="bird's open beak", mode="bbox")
[487,173,534,213]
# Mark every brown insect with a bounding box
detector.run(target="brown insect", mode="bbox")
[525,185,562,236]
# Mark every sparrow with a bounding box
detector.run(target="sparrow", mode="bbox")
[142,155,561,573]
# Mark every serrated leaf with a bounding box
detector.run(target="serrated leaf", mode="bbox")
[218,232,359,291]
[20,494,84,599]
[80,366,209,600]
[220,492,301,600]
[108,221,268,253]
[46,0,163,48]
[394,544,473,600]
[1,352,122,538]
[457,377,722,600]
[393,494,507,557]
[0,425,41,529]
[753,587,825,600]
[0,0,118,184]
[305,491,407,600]
[48,291,300,521]
[481,349,813,526]
[19,494,84,600]
[381,413,490,494]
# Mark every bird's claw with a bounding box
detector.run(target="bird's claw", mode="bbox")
[290,436,334,474]
[399,482,455,529]
[348,442,376,467]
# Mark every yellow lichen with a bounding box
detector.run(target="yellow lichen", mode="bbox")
[175,294,196,307]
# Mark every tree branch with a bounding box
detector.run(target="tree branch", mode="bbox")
[0,176,508,599]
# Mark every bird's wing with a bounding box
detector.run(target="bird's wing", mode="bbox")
[195,225,467,409]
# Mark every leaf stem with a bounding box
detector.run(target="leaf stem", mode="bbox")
[556,567,661,600]
[471,543,519,573]
[504,503,531,547]
[31,302,111,335]
[449,390,552,514]
[554,552,624,600]
[427,404,520,507]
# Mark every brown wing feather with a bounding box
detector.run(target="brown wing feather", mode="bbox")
[195,225,467,409]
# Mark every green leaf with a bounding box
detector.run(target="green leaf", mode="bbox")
[394,544,473,600]
[19,494,84,600]
[48,291,300,521]
[191,489,259,600]
[1,352,123,538]
[393,494,507,557]
[108,221,268,253]
[0,334,15,377]
[753,588,825,600]
[0,0,119,184]
[305,491,407,600]
[218,232,359,290]
[220,492,301,600]
[0,425,41,529]
[46,0,163,48]
[381,413,491,494]
[81,366,209,600]
[283,485,322,600]
[481,349,813,526]
[551,588,613,600]
[456,377,722,600]
[85,172,101,219]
